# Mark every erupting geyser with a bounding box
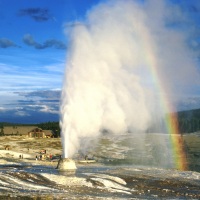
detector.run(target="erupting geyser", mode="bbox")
[59,0,199,169]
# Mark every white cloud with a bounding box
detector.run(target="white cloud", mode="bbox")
[14,110,30,117]
[40,105,59,114]
[0,62,63,93]
[44,63,65,73]
[0,107,6,111]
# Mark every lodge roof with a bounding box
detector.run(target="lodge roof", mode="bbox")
[3,126,38,135]
[3,126,54,137]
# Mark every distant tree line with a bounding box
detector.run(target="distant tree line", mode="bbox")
[1,108,200,135]
[177,108,200,133]
[37,121,60,137]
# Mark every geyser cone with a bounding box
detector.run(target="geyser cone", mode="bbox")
[57,158,77,171]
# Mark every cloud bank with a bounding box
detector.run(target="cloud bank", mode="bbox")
[0,38,19,48]
[23,34,66,49]
[18,8,52,22]
[0,89,60,123]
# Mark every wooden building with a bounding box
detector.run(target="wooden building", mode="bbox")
[28,127,45,138]
[3,126,53,138]
[3,126,38,136]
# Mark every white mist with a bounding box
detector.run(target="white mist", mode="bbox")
[60,0,199,158]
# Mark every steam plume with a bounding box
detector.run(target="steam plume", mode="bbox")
[60,0,199,158]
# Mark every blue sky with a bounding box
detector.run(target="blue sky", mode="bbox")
[0,0,102,123]
[0,0,200,123]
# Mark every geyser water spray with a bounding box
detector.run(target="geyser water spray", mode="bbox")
[60,0,199,166]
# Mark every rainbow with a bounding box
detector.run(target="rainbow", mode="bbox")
[166,108,188,170]
[140,25,188,171]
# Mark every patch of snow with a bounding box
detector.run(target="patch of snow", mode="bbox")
[0,186,18,192]
[4,174,52,190]
[0,178,10,185]
[42,173,93,187]
[90,177,130,192]
[85,173,127,185]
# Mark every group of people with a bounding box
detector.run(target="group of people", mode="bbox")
[35,153,53,161]
[35,154,42,160]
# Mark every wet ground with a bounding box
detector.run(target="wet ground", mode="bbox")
[0,162,199,199]
[0,133,199,199]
